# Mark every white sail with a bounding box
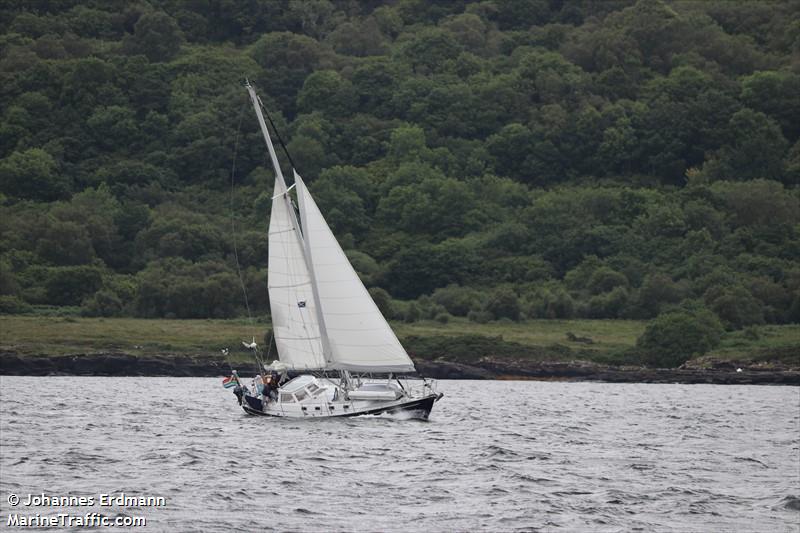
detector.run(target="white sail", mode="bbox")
[268,174,327,370]
[295,171,416,373]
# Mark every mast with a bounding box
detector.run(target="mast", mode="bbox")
[246,81,285,182]
[245,82,333,369]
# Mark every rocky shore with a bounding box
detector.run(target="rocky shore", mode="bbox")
[1,351,798,385]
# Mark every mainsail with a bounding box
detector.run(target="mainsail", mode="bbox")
[295,172,416,373]
[267,174,326,370]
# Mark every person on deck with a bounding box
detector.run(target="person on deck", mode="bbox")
[263,373,279,403]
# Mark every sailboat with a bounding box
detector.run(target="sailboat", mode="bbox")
[227,82,443,419]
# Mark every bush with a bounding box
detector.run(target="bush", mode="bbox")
[424,303,448,320]
[431,284,481,316]
[707,285,765,330]
[81,289,124,317]
[434,312,451,323]
[485,286,521,321]
[404,302,421,323]
[637,308,724,368]
[368,287,395,319]
[586,267,629,295]
[586,286,629,318]
[467,309,493,323]
[0,295,33,314]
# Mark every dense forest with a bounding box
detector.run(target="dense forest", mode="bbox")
[1,0,798,364]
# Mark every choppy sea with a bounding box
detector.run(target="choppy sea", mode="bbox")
[1,377,798,531]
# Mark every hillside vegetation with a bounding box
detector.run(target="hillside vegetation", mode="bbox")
[1,0,798,367]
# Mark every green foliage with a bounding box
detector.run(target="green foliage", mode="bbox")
[431,284,482,317]
[133,259,240,319]
[404,301,421,323]
[434,311,451,324]
[368,287,394,319]
[0,0,796,326]
[124,11,184,62]
[706,285,765,331]
[485,286,521,321]
[637,307,724,367]
[0,148,66,201]
[41,265,105,307]
[0,295,33,314]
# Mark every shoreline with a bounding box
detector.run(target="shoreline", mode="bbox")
[1,352,798,385]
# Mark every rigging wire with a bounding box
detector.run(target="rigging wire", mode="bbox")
[228,97,264,375]
[229,100,252,325]
[256,94,296,173]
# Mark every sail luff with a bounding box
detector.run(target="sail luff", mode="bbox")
[293,170,334,366]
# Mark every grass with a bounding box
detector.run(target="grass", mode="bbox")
[706,324,800,364]
[393,317,644,354]
[0,315,797,366]
[0,316,267,362]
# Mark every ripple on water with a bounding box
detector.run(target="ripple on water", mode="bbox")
[0,377,798,532]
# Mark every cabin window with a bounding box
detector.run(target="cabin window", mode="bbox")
[280,393,294,403]
[307,383,319,393]
[295,390,308,401]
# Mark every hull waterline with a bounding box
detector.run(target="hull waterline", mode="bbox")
[241,392,443,420]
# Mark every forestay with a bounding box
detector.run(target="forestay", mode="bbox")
[295,171,416,373]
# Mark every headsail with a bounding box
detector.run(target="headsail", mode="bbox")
[295,171,416,373]
[267,173,327,370]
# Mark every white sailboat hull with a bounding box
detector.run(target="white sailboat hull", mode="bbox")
[242,392,442,420]
[238,375,443,420]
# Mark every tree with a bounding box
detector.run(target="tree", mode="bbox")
[485,286,521,321]
[707,285,765,330]
[368,287,394,319]
[125,11,184,62]
[297,70,356,117]
[0,148,67,201]
[637,307,724,367]
[740,70,800,141]
[398,27,461,74]
[713,109,789,181]
[249,32,323,114]
[432,284,481,316]
[44,265,105,306]
[87,105,139,150]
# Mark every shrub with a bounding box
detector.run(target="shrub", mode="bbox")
[368,287,395,319]
[467,309,492,323]
[0,295,33,314]
[404,302,421,323]
[586,286,629,318]
[434,312,451,324]
[586,267,629,295]
[707,285,765,330]
[637,308,724,368]
[485,286,521,321]
[431,284,481,316]
[81,289,124,317]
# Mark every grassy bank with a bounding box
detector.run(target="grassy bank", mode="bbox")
[1,315,798,367]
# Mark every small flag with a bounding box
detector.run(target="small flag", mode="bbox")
[298,300,306,308]
[222,375,239,389]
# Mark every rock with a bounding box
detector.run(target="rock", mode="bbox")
[1,351,798,385]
